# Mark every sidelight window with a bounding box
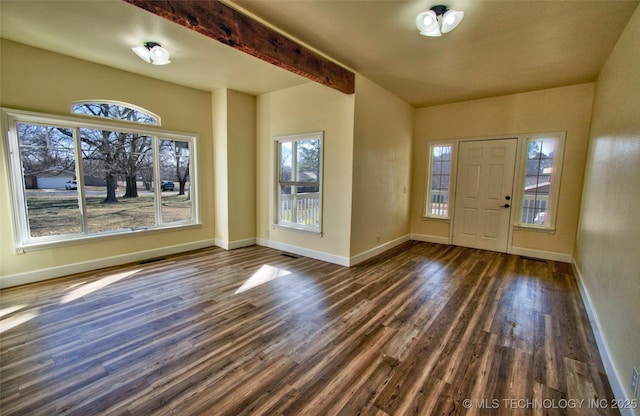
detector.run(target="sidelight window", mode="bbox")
[425,143,453,218]
[518,133,564,229]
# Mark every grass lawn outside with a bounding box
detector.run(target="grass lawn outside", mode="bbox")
[24,186,191,238]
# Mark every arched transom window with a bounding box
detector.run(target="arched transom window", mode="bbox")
[71,100,160,125]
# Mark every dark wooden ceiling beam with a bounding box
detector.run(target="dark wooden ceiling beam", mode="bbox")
[123,0,355,94]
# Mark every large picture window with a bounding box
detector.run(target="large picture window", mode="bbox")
[425,143,453,218]
[2,106,198,250]
[274,132,323,233]
[518,133,564,229]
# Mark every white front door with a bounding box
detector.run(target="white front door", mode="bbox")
[452,139,517,252]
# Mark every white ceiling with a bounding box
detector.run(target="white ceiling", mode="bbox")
[1,0,638,108]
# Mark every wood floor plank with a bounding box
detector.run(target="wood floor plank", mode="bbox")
[0,242,620,415]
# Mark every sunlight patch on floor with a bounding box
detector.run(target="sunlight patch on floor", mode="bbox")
[0,308,39,334]
[235,264,292,294]
[60,269,142,304]
[0,304,26,319]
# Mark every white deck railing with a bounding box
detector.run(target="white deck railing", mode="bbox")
[280,192,320,226]
[521,194,548,224]
[429,202,448,217]
[428,194,549,224]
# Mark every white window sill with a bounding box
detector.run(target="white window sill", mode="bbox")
[272,223,322,236]
[513,225,556,234]
[422,216,451,222]
[14,223,202,254]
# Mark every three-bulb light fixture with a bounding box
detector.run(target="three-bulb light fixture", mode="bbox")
[416,4,464,37]
[132,42,171,65]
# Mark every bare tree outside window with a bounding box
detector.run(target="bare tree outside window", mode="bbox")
[72,102,158,203]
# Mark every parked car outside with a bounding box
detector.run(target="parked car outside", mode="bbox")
[65,180,77,190]
[161,181,175,191]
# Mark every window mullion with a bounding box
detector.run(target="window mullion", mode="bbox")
[72,127,89,234]
[291,141,298,223]
[6,122,30,249]
[153,136,162,226]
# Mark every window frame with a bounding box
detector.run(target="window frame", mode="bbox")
[514,132,565,231]
[273,131,324,234]
[2,107,199,252]
[424,142,454,220]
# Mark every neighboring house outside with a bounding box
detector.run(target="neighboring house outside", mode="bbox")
[523,181,550,224]
[24,169,75,189]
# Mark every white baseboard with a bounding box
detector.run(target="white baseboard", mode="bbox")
[257,235,413,267]
[256,238,350,266]
[509,246,572,263]
[0,239,217,289]
[571,260,637,416]
[409,237,572,263]
[410,233,450,245]
[215,238,256,250]
[350,235,410,266]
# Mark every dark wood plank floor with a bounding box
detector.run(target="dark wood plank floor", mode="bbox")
[0,242,617,415]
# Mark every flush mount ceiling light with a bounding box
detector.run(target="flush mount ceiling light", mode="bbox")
[132,42,171,65]
[416,5,464,37]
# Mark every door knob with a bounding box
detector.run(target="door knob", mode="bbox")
[502,204,510,208]
[505,196,511,200]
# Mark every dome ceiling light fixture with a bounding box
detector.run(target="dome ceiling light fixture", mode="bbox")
[416,5,464,37]
[132,42,171,65]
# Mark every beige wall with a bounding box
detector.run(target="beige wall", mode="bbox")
[212,89,256,246]
[350,75,414,257]
[411,83,594,257]
[256,82,355,261]
[227,90,257,244]
[212,89,229,244]
[574,5,640,403]
[0,40,215,283]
